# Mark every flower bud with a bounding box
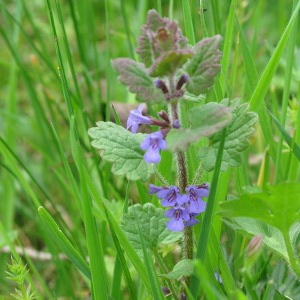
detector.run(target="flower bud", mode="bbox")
[161,286,171,296]
[247,235,263,258]
[176,74,189,90]
[154,79,169,95]
[244,235,263,270]
[158,110,170,123]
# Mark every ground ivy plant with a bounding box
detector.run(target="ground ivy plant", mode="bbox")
[88,9,257,298]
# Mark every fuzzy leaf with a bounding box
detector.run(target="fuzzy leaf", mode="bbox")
[166,103,232,151]
[185,35,222,95]
[121,203,182,257]
[221,183,300,265]
[199,99,258,171]
[136,10,188,68]
[160,259,194,280]
[111,58,165,102]
[88,122,155,181]
[220,183,300,234]
[223,218,288,262]
[149,50,193,77]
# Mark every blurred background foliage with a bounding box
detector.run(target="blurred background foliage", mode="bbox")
[0,0,300,298]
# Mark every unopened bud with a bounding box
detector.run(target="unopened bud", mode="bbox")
[172,119,180,128]
[176,74,189,90]
[247,235,263,258]
[244,235,264,270]
[161,286,171,296]
[180,293,187,300]
[154,79,169,95]
[158,110,170,123]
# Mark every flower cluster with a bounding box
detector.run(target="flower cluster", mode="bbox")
[127,103,170,163]
[149,183,209,231]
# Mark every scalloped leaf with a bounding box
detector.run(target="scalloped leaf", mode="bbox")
[185,35,222,95]
[111,58,165,102]
[160,259,194,280]
[88,122,155,181]
[136,9,188,68]
[223,218,288,262]
[220,183,300,234]
[166,103,232,152]
[199,99,258,171]
[149,50,193,77]
[220,183,300,264]
[121,203,182,257]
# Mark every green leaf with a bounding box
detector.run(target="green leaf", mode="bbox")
[121,203,182,256]
[149,50,193,77]
[160,259,194,280]
[166,102,232,151]
[88,122,155,181]
[220,183,300,234]
[111,58,165,102]
[199,99,258,171]
[185,35,222,95]
[223,217,288,261]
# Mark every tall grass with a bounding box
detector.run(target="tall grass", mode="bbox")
[0,0,300,299]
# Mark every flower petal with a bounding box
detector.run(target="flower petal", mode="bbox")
[165,208,175,218]
[166,218,184,231]
[140,136,151,150]
[144,148,161,163]
[149,184,164,194]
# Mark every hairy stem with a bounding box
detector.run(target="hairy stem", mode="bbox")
[168,80,193,293]
[283,231,300,277]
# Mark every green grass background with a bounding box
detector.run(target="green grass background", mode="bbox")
[0,0,300,299]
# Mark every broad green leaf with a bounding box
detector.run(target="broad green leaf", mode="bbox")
[121,203,182,256]
[160,259,193,280]
[88,122,155,181]
[220,182,300,234]
[149,50,193,77]
[199,99,258,171]
[166,102,232,151]
[111,58,165,102]
[184,92,205,103]
[185,35,222,95]
[223,218,288,261]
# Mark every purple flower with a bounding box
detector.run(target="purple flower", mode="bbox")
[140,131,167,163]
[165,206,190,232]
[127,104,152,133]
[185,213,199,226]
[149,184,186,207]
[185,184,209,214]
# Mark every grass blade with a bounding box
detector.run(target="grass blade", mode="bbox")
[38,206,91,280]
[268,110,300,161]
[249,1,300,112]
[138,224,165,300]
[103,201,151,292]
[190,128,227,297]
